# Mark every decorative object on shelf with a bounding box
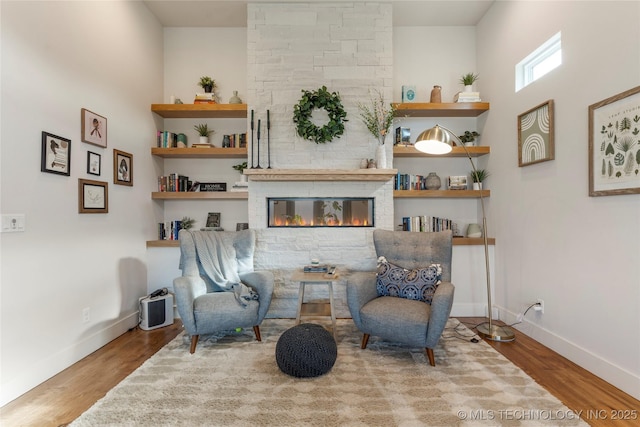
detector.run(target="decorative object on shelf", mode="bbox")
[448,175,468,190]
[293,86,347,144]
[175,98,184,104]
[256,118,263,168]
[466,223,482,238]
[78,178,108,214]
[222,135,231,147]
[200,182,227,192]
[113,149,133,187]
[425,172,442,190]
[267,110,272,168]
[358,89,396,168]
[360,158,369,169]
[367,159,377,169]
[41,131,71,176]
[198,76,215,93]
[518,99,555,167]
[177,133,187,148]
[180,216,195,230]
[170,95,176,104]
[233,161,248,183]
[458,130,480,147]
[588,86,640,196]
[250,109,255,168]
[470,169,489,190]
[430,85,442,103]
[414,124,514,343]
[206,212,221,228]
[459,72,479,93]
[81,108,107,148]
[194,123,213,145]
[401,85,416,103]
[236,223,249,231]
[229,91,242,104]
[395,127,411,146]
[87,151,101,176]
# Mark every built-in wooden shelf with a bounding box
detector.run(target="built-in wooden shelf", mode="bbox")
[146,237,494,248]
[151,147,247,158]
[151,103,247,119]
[244,169,398,182]
[393,102,489,117]
[151,192,248,200]
[394,189,489,198]
[393,145,490,157]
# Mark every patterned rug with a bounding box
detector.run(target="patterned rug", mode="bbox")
[70,319,587,426]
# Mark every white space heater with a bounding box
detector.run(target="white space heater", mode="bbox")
[139,293,174,330]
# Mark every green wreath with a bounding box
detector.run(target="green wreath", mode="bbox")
[293,86,348,144]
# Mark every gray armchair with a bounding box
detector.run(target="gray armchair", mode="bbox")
[173,229,274,353]
[347,229,455,366]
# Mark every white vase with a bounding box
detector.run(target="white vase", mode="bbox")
[473,182,482,190]
[375,145,387,169]
[240,174,248,183]
[464,85,473,93]
[199,136,209,145]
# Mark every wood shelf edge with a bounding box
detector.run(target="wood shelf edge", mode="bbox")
[244,169,398,182]
[393,189,490,198]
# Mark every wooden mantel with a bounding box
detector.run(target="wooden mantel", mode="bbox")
[243,168,398,182]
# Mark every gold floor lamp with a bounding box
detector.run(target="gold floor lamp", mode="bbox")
[414,124,515,342]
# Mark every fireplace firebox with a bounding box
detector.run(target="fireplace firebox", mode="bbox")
[268,197,374,228]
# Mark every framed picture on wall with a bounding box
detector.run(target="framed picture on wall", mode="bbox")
[113,149,133,186]
[518,100,555,167]
[87,151,101,176]
[588,85,640,196]
[41,131,71,176]
[81,108,107,148]
[78,178,108,214]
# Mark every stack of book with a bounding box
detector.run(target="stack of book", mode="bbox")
[157,131,178,148]
[158,221,182,240]
[194,93,216,104]
[157,173,196,192]
[454,91,481,102]
[191,142,213,148]
[401,215,456,233]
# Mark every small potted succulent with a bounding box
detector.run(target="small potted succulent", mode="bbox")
[180,216,196,230]
[198,76,215,93]
[458,130,480,147]
[233,161,248,183]
[194,123,214,144]
[459,72,479,92]
[470,169,489,190]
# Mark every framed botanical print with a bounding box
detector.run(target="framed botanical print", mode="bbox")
[81,108,107,148]
[589,85,640,196]
[78,179,108,213]
[113,149,133,186]
[41,131,71,176]
[518,100,555,167]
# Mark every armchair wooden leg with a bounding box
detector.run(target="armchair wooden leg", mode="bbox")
[426,348,435,366]
[253,325,262,342]
[190,335,199,354]
[361,333,370,349]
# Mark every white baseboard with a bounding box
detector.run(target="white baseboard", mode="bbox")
[497,305,640,401]
[0,312,139,407]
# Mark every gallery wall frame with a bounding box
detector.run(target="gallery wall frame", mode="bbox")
[588,85,640,196]
[81,108,107,148]
[113,149,133,186]
[41,131,71,176]
[87,151,101,176]
[518,99,555,167]
[78,178,108,214]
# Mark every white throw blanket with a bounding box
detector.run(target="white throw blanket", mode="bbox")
[184,231,258,306]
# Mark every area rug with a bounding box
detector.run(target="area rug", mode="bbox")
[70,319,587,426]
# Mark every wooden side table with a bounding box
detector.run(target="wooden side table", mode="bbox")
[291,270,340,339]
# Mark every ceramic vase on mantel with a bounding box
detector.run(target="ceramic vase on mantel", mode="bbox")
[375,145,387,169]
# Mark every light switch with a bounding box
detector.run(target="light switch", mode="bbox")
[1,214,26,232]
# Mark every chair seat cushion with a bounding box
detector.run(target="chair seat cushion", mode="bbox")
[193,292,259,332]
[376,256,442,304]
[360,296,431,346]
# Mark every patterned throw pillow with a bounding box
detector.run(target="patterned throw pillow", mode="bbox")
[376,256,442,304]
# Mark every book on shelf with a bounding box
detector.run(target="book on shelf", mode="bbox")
[157,131,179,148]
[401,215,457,233]
[191,143,214,148]
[395,172,434,190]
[158,220,182,240]
[158,173,193,192]
[303,264,329,273]
[194,93,216,104]
[454,91,481,102]
[222,133,248,148]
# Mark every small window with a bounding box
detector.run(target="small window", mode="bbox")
[516,32,562,91]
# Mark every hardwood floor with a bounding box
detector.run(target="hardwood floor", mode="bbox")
[1,318,638,427]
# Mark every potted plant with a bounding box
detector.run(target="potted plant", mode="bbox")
[458,130,480,147]
[470,169,489,190]
[180,216,195,230]
[194,123,213,144]
[358,89,397,168]
[459,72,479,92]
[233,161,248,183]
[198,76,215,93]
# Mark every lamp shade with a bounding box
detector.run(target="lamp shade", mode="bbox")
[414,125,454,154]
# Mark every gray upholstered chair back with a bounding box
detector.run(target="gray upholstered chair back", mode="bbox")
[373,229,453,282]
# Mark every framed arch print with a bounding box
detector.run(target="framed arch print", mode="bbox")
[518,100,555,167]
[588,85,640,196]
[81,108,107,148]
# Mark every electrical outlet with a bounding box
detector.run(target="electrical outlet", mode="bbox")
[1,214,26,233]
[535,299,544,314]
[82,307,90,323]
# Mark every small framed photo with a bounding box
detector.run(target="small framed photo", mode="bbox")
[448,175,468,190]
[589,85,640,196]
[402,85,416,103]
[518,100,555,167]
[41,132,71,176]
[236,223,249,231]
[87,151,101,176]
[78,178,108,214]
[113,149,133,186]
[206,212,221,228]
[81,108,107,148]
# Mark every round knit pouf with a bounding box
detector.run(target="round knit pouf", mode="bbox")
[275,323,337,378]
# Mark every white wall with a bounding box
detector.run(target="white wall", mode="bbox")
[0,1,163,405]
[477,1,640,399]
